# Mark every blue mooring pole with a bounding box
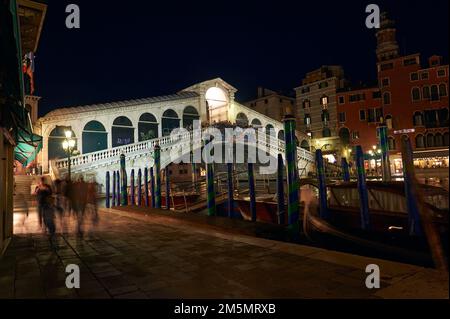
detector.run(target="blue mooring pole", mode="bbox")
[116,170,121,206]
[120,155,128,206]
[106,171,110,208]
[284,115,300,236]
[150,167,156,208]
[165,166,171,210]
[154,145,162,209]
[401,136,422,235]
[277,154,285,225]
[248,162,257,222]
[356,146,370,230]
[130,169,135,206]
[316,149,329,219]
[138,169,142,206]
[144,168,149,207]
[112,171,116,207]
[341,157,351,182]
[227,163,234,218]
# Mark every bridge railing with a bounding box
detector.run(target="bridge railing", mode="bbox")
[55,128,316,173]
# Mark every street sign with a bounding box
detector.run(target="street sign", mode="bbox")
[394,129,415,135]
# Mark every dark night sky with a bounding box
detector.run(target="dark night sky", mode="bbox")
[35,0,449,116]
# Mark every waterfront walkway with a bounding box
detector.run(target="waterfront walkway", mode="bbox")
[1,205,448,299]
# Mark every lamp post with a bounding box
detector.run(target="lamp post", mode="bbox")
[62,130,76,181]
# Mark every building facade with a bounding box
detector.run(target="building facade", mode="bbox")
[0,0,46,256]
[336,13,449,184]
[295,65,347,161]
[244,87,295,123]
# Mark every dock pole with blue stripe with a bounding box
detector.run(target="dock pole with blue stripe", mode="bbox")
[356,146,370,230]
[316,149,329,219]
[283,115,300,236]
[106,171,110,208]
[154,145,162,209]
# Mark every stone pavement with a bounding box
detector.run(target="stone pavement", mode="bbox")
[0,205,448,299]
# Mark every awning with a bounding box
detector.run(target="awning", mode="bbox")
[413,149,449,160]
[14,127,42,166]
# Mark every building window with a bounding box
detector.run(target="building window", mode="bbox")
[444,133,450,147]
[412,87,421,101]
[264,99,268,104]
[352,131,360,140]
[426,134,435,148]
[385,115,393,129]
[413,111,424,126]
[437,69,446,77]
[415,134,425,148]
[431,85,439,101]
[380,62,394,71]
[383,92,391,105]
[372,91,382,99]
[338,112,346,123]
[439,83,447,97]
[322,128,332,138]
[435,133,444,147]
[382,78,390,87]
[320,95,329,106]
[410,73,419,81]
[349,93,366,102]
[368,109,376,123]
[321,110,330,123]
[421,72,429,80]
[319,82,329,89]
[359,109,366,121]
[376,108,384,122]
[338,96,345,104]
[302,100,310,109]
[423,86,431,100]
[388,137,396,150]
[304,114,311,126]
[404,58,417,66]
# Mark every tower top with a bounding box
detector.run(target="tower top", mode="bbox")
[375,12,399,62]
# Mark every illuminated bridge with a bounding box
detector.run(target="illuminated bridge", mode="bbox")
[36,79,320,188]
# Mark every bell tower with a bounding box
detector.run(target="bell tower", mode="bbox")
[375,12,399,62]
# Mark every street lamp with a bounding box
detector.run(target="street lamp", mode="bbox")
[62,130,76,181]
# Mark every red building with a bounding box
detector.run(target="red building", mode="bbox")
[337,13,449,182]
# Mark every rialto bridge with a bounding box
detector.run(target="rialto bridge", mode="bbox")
[35,78,318,188]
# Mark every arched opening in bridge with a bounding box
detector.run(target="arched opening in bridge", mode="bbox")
[112,116,134,148]
[206,87,228,123]
[236,113,249,128]
[48,126,77,160]
[138,113,159,142]
[82,121,107,154]
[339,127,350,145]
[265,124,275,144]
[301,140,310,151]
[251,118,262,128]
[183,106,200,130]
[162,109,181,137]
